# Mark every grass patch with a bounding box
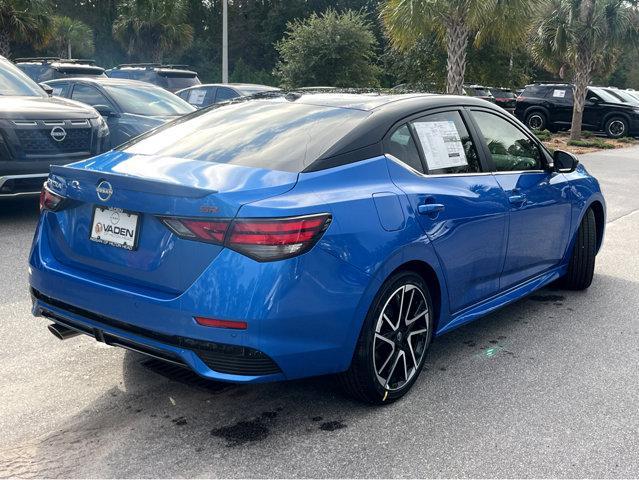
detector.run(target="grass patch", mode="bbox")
[581,130,595,138]
[617,136,637,144]
[567,138,615,149]
[533,129,552,141]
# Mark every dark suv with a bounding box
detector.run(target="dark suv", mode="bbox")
[15,58,106,83]
[0,56,109,197]
[105,64,201,93]
[515,83,639,137]
[489,87,516,114]
[463,85,495,102]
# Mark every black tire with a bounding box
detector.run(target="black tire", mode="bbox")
[604,116,628,138]
[526,111,547,131]
[560,208,596,290]
[338,271,434,404]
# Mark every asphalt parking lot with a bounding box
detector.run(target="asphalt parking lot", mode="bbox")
[1,148,638,478]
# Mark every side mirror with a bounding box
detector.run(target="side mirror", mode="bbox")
[553,150,579,173]
[587,96,601,104]
[93,104,118,118]
[39,83,53,96]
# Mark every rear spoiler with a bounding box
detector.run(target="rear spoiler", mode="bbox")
[50,164,217,198]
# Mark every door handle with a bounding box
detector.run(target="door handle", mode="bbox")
[418,203,445,215]
[508,194,526,204]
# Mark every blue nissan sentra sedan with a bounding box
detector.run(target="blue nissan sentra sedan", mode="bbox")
[29,92,605,404]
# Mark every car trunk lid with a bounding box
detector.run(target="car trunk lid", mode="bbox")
[45,151,298,295]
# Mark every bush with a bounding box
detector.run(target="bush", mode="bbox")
[567,138,615,149]
[533,129,552,141]
[274,9,381,88]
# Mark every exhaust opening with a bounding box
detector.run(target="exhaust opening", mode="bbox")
[47,323,81,340]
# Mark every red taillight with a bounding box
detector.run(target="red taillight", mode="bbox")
[195,317,248,330]
[166,218,230,243]
[160,213,331,262]
[39,184,65,212]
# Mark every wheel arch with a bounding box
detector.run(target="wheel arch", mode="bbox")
[601,111,631,131]
[524,106,550,122]
[387,260,443,332]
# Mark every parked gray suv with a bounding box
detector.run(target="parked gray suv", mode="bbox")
[0,56,109,197]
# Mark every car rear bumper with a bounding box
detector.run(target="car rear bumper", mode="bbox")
[29,214,372,382]
[0,173,47,196]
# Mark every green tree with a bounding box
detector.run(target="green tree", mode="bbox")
[112,0,193,63]
[0,0,51,58]
[381,0,537,95]
[530,0,639,140]
[47,15,93,59]
[381,33,447,90]
[274,9,381,88]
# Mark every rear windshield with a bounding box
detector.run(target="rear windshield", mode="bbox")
[56,66,106,77]
[468,88,491,96]
[120,99,369,172]
[103,84,195,116]
[164,75,201,91]
[491,89,515,98]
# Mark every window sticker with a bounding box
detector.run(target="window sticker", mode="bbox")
[188,89,207,105]
[413,121,468,170]
[552,89,566,98]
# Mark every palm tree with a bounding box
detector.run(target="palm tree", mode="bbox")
[112,0,193,63]
[0,0,51,58]
[381,0,536,95]
[530,0,639,140]
[50,16,94,59]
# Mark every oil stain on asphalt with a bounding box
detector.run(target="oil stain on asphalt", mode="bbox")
[319,420,347,432]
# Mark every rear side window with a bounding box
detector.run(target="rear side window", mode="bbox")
[386,124,423,172]
[50,82,71,97]
[550,88,572,101]
[411,111,481,175]
[121,100,369,173]
[181,87,214,107]
[522,86,550,98]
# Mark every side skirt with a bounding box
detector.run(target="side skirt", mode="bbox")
[435,265,567,336]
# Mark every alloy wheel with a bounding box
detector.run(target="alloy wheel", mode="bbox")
[528,114,544,130]
[373,284,430,391]
[608,120,625,137]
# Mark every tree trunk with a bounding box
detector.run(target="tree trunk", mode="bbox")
[67,41,72,60]
[444,17,469,95]
[0,30,11,58]
[570,67,590,141]
[569,0,595,141]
